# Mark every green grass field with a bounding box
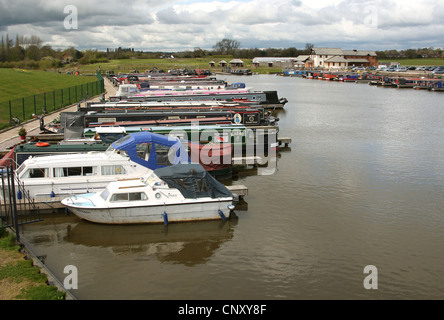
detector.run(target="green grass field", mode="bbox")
[0,69,103,129]
[0,68,97,103]
[67,58,219,74]
[66,58,281,75]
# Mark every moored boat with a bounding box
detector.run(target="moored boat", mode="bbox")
[7,132,232,201]
[10,149,154,199]
[110,84,287,109]
[61,163,235,224]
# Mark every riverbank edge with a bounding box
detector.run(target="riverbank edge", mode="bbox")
[0,227,73,300]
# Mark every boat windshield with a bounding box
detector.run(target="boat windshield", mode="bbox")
[105,146,129,158]
[100,188,110,201]
[16,163,26,177]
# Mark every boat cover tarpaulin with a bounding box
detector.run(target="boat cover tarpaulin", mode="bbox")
[111,132,189,169]
[154,163,233,199]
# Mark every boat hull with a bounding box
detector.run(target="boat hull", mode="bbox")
[64,197,233,224]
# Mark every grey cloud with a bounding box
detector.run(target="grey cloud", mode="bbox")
[155,7,191,24]
[1,0,443,52]
[155,7,214,25]
[0,0,155,29]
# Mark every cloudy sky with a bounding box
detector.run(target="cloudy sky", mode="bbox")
[0,0,443,52]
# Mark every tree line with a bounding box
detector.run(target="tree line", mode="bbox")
[1,34,442,70]
[375,47,443,60]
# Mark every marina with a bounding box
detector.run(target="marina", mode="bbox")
[1,74,282,216]
[283,69,444,92]
[2,73,444,300]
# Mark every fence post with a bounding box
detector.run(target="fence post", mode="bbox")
[43,92,47,114]
[96,71,104,93]
[8,164,20,241]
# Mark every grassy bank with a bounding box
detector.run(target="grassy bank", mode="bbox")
[0,227,66,300]
[380,58,444,66]
[0,68,97,103]
[64,58,281,75]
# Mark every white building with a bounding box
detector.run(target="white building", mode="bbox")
[308,48,378,69]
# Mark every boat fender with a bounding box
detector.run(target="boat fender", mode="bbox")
[35,142,50,147]
[65,207,70,215]
[163,212,168,225]
[218,209,227,221]
[50,191,55,198]
[17,190,22,200]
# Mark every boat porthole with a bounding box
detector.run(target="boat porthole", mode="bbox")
[155,193,161,199]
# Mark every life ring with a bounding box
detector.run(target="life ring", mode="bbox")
[35,142,50,147]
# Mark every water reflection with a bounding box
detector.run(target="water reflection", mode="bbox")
[65,218,238,266]
[24,213,239,267]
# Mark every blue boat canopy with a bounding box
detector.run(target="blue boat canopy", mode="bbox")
[110,132,190,170]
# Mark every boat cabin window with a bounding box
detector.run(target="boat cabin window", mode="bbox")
[110,192,148,202]
[136,142,151,161]
[101,165,126,175]
[22,168,49,178]
[53,166,95,177]
[155,143,181,166]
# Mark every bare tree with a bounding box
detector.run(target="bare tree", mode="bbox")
[213,39,240,55]
[304,43,314,53]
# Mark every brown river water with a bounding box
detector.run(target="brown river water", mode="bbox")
[21,74,444,300]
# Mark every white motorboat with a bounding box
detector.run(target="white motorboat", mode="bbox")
[11,150,151,199]
[62,163,235,224]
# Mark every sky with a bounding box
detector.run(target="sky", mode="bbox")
[0,0,443,52]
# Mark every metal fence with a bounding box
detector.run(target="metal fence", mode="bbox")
[1,73,105,129]
[1,163,43,241]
